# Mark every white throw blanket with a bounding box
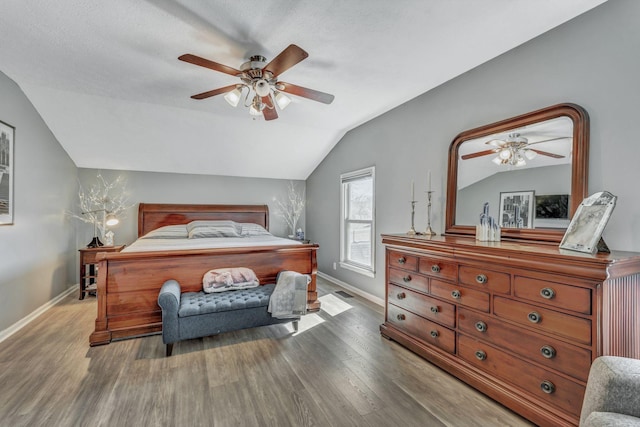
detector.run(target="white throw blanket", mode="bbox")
[268,271,310,319]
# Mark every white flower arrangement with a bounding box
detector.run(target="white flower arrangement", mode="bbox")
[67,174,132,240]
[273,181,305,237]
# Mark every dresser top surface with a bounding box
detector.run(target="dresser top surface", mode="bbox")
[381,234,640,271]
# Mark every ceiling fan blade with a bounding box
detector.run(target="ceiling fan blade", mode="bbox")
[179,54,241,76]
[278,81,335,104]
[485,139,506,147]
[190,84,238,100]
[262,96,278,121]
[461,149,497,160]
[529,149,565,159]
[526,136,571,146]
[263,44,309,77]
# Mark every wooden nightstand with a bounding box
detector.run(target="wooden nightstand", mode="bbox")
[78,245,125,300]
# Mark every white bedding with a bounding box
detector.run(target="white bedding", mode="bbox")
[122,233,301,253]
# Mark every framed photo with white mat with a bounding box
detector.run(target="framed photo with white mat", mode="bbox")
[559,191,616,254]
[0,120,14,225]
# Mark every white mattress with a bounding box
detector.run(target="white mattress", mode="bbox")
[122,235,302,253]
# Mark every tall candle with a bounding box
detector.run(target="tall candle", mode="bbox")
[411,180,415,200]
[427,170,432,192]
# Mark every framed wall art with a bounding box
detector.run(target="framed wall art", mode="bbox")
[499,190,534,229]
[560,191,616,254]
[0,120,14,225]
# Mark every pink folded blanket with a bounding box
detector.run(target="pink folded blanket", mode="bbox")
[202,267,260,293]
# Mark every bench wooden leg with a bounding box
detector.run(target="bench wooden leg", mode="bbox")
[166,343,174,357]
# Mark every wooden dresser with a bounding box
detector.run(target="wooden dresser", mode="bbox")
[380,234,640,427]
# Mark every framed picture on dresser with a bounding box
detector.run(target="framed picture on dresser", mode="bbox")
[560,191,617,253]
[0,120,14,225]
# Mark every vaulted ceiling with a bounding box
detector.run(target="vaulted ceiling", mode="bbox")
[0,0,606,179]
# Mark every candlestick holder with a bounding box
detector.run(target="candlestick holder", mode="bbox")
[424,191,436,236]
[407,200,418,235]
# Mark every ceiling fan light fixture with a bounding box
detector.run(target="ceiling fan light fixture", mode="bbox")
[515,156,526,167]
[274,91,291,110]
[254,79,271,97]
[524,149,537,160]
[249,96,263,116]
[224,87,242,107]
[492,156,503,165]
[499,149,512,160]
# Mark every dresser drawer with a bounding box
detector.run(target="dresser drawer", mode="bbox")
[458,334,585,418]
[514,276,591,315]
[493,296,591,345]
[387,304,455,354]
[459,265,510,294]
[430,279,490,312]
[388,284,455,328]
[419,257,457,282]
[458,307,592,382]
[389,267,429,294]
[388,250,418,271]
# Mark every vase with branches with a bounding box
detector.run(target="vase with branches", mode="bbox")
[68,174,132,247]
[273,181,305,238]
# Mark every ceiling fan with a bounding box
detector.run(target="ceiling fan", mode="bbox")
[461,133,568,167]
[178,44,334,121]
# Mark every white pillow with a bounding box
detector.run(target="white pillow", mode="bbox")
[240,223,272,236]
[140,225,188,239]
[187,220,242,238]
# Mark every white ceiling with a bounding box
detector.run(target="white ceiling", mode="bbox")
[0,0,606,180]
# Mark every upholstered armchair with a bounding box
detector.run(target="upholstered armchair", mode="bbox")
[580,356,640,426]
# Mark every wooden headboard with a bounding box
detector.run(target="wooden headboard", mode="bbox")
[137,203,270,238]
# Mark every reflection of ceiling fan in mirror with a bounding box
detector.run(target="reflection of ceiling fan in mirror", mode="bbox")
[461,133,569,167]
[178,44,334,121]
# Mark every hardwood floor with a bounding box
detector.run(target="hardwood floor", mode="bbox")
[0,277,533,427]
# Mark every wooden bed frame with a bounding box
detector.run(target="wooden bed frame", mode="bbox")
[89,203,319,346]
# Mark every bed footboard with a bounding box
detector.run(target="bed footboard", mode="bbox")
[89,244,319,346]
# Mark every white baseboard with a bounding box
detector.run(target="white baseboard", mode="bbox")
[0,284,79,344]
[317,271,384,307]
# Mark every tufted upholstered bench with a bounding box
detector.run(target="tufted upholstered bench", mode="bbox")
[157,279,299,356]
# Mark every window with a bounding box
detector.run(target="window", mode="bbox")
[340,167,375,277]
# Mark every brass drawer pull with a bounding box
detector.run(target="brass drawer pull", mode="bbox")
[540,345,556,359]
[451,290,461,299]
[475,321,487,333]
[396,292,406,300]
[476,274,488,284]
[540,287,555,299]
[403,275,412,283]
[430,306,439,313]
[431,265,441,273]
[430,330,439,338]
[396,313,406,321]
[475,350,487,361]
[528,311,542,323]
[540,380,555,394]
[398,256,406,265]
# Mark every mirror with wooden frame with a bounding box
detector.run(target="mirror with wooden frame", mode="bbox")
[445,103,589,243]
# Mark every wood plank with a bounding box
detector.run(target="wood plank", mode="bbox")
[0,277,531,426]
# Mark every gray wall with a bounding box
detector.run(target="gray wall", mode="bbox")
[307,0,640,300]
[0,72,77,332]
[77,168,305,246]
[457,164,571,225]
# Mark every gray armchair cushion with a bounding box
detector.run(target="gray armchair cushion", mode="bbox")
[580,356,640,426]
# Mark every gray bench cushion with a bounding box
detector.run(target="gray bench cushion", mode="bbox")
[178,284,275,317]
